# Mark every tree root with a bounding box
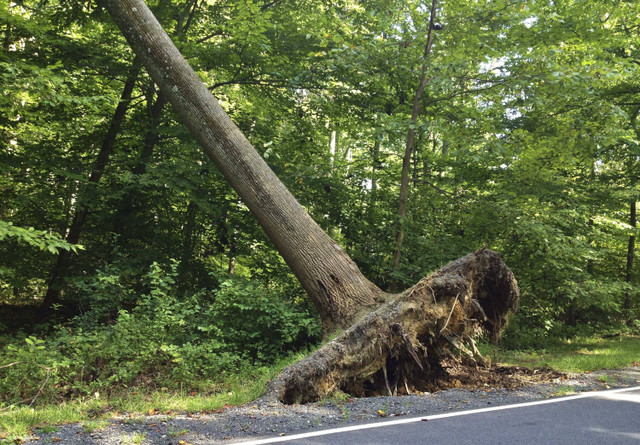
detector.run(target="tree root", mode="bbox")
[263,248,519,404]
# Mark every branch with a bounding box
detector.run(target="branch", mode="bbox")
[195,31,231,44]
[261,0,284,11]
[28,367,51,407]
[181,0,200,35]
[411,177,456,197]
[0,361,22,369]
[0,399,32,413]
[0,364,51,412]
[423,79,509,107]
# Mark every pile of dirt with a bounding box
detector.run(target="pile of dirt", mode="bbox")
[440,358,566,390]
[354,358,567,396]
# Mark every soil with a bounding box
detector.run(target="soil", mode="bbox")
[17,364,640,445]
[439,357,566,390]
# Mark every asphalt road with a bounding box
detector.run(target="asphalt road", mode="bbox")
[237,386,640,445]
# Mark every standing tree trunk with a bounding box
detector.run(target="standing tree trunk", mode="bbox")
[178,199,199,291]
[112,87,167,239]
[102,0,519,402]
[625,109,639,311]
[391,0,439,291]
[113,0,195,240]
[626,199,636,310]
[42,60,141,311]
[367,139,381,230]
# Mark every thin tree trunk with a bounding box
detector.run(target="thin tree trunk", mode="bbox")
[3,23,10,52]
[178,200,199,292]
[442,139,449,156]
[625,199,636,309]
[391,0,439,291]
[624,108,639,311]
[135,89,168,176]
[113,0,198,239]
[42,60,141,310]
[228,234,237,274]
[214,200,237,274]
[103,0,384,331]
[112,87,167,238]
[368,140,380,224]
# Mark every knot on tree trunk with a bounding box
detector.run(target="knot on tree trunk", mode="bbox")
[264,248,519,404]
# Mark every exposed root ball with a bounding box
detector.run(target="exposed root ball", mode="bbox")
[264,249,519,404]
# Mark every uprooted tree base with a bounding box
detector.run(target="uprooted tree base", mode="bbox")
[264,248,519,404]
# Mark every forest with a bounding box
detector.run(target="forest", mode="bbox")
[1,0,639,424]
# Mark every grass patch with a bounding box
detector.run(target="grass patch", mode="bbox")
[81,419,110,433]
[551,385,577,396]
[486,335,640,373]
[0,349,310,444]
[121,431,147,444]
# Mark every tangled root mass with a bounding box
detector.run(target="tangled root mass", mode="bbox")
[265,249,520,404]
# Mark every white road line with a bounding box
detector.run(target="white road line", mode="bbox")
[599,392,640,404]
[234,385,640,445]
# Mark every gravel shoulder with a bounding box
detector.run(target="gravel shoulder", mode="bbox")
[23,366,640,444]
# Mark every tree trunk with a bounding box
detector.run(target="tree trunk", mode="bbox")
[42,60,141,310]
[102,0,519,400]
[368,140,380,224]
[113,0,194,239]
[112,86,167,239]
[3,22,10,53]
[625,199,636,309]
[103,0,384,331]
[625,109,639,311]
[391,0,439,291]
[178,200,199,291]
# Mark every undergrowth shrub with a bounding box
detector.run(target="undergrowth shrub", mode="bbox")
[0,261,321,408]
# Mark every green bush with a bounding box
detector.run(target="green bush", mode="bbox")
[0,261,321,407]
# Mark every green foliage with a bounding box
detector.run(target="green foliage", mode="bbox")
[0,261,320,408]
[0,349,309,443]
[210,273,321,362]
[0,221,82,254]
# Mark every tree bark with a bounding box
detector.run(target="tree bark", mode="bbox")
[625,108,639,311]
[113,0,193,239]
[102,0,384,331]
[3,22,10,53]
[391,0,439,291]
[178,199,199,290]
[368,140,380,224]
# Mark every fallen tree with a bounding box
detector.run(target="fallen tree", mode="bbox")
[265,249,518,403]
[102,0,519,404]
